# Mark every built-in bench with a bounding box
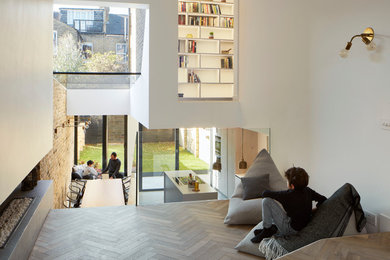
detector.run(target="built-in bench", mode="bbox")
[0,181,53,260]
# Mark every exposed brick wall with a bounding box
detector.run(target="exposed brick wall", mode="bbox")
[38,80,74,209]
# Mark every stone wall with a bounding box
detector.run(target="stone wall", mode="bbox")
[38,80,74,209]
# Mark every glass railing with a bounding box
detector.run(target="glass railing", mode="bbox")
[53,72,141,89]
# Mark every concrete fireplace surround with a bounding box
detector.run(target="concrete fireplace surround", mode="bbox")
[0,181,53,260]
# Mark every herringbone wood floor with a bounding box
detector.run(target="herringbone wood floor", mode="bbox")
[279,232,390,260]
[29,200,261,260]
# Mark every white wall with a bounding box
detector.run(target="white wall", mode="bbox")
[67,89,130,115]
[239,0,390,213]
[0,0,53,204]
[63,0,241,129]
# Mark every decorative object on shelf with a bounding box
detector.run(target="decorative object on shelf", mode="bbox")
[221,48,232,54]
[339,27,375,58]
[239,128,248,170]
[221,0,226,2]
[186,34,193,38]
[209,32,214,39]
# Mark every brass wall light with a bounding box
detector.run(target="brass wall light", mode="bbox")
[339,27,375,58]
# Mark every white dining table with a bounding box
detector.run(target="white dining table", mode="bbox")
[81,179,125,208]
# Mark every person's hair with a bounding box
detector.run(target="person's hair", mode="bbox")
[111,152,117,157]
[284,167,309,190]
[87,160,94,166]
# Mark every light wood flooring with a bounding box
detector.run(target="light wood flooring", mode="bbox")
[280,232,390,260]
[29,200,260,260]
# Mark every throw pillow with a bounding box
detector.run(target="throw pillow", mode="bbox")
[235,221,266,257]
[241,175,270,200]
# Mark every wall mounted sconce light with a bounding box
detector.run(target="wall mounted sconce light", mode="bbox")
[339,27,375,58]
[239,128,247,169]
[54,118,91,134]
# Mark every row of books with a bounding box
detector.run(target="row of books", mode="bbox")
[188,40,197,53]
[188,16,217,26]
[221,57,233,69]
[188,71,201,83]
[178,55,189,68]
[221,17,234,28]
[178,15,186,25]
[178,2,223,15]
[200,4,221,14]
[178,2,199,13]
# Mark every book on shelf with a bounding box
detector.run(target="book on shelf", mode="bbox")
[178,55,189,68]
[178,2,199,13]
[220,57,233,69]
[178,40,186,53]
[221,17,234,28]
[188,16,216,26]
[188,70,201,83]
[178,15,186,25]
[188,40,197,53]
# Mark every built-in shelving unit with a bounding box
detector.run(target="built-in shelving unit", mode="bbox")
[178,0,235,100]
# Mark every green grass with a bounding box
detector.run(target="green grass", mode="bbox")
[78,144,125,172]
[79,142,209,173]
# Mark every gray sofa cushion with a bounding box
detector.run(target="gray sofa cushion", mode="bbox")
[241,175,270,200]
[235,221,266,257]
[224,149,286,224]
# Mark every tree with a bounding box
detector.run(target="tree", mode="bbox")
[83,51,127,72]
[53,33,84,72]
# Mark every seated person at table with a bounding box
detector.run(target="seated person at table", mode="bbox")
[82,160,99,179]
[101,152,122,179]
[251,167,327,243]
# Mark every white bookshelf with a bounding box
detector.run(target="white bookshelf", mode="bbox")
[178,0,235,100]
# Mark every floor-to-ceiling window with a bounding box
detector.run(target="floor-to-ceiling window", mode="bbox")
[75,115,128,176]
[137,125,213,205]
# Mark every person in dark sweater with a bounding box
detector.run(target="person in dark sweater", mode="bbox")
[102,152,122,179]
[251,167,327,243]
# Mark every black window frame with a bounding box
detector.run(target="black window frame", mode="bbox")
[74,115,128,176]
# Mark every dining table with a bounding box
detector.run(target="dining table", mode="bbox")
[81,179,125,208]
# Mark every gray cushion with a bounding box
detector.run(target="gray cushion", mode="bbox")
[224,149,286,224]
[245,149,286,190]
[235,221,266,257]
[241,175,270,200]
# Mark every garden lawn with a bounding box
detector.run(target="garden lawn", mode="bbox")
[79,142,209,173]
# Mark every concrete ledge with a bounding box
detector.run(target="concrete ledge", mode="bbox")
[0,180,53,260]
